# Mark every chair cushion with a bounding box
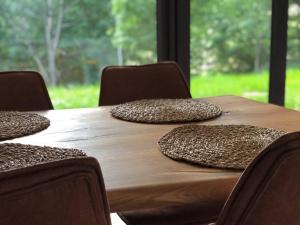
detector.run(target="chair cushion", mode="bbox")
[119,201,224,225]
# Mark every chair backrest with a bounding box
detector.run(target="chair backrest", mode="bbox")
[215,132,300,225]
[0,71,53,111]
[99,61,191,106]
[0,150,111,225]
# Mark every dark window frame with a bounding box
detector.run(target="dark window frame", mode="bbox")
[156,0,190,86]
[269,0,289,105]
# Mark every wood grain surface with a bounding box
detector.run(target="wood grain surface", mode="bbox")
[6,96,300,212]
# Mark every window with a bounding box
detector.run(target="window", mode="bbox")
[286,0,300,109]
[0,0,156,108]
[190,0,272,104]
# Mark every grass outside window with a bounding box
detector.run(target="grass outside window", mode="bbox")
[48,69,300,110]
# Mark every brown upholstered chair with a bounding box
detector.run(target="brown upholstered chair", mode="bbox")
[100,62,226,225]
[0,147,111,225]
[0,71,53,111]
[99,61,191,106]
[212,132,300,225]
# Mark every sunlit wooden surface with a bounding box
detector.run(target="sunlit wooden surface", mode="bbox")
[6,96,300,212]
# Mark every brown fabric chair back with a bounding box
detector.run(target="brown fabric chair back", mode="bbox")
[0,157,111,225]
[0,71,53,111]
[215,132,300,225]
[99,61,191,106]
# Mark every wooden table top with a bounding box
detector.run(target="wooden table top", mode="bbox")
[6,96,300,212]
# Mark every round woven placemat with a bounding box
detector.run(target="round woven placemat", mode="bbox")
[0,111,50,141]
[158,125,286,169]
[111,99,222,123]
[0,143,87,172]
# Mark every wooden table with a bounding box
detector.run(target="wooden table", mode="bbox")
[7,96,300,212]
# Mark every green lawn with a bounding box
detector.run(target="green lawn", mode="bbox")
[48,69,300,110]
[48,85,99,109]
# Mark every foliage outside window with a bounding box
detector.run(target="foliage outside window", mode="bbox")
[191,0,271,75]
[0,0,156,87]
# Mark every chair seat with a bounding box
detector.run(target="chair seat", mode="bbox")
[118,201,223,225]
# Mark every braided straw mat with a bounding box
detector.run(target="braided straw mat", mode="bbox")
[0,111,50,141]
[111,99,222,123]
[0,143,86,172]
[158,125,286,169]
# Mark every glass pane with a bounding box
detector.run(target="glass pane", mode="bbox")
[190,0,272,104]
[286,1,300,110]
[0,0,156,109]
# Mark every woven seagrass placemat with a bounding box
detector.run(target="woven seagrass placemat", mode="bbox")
[0,111,50,141]
[158,125,286,169]
[111,99,222,123]
[0,143,86,172]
